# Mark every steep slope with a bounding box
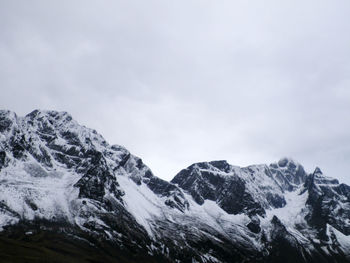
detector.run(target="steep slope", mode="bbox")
[0,110,183,260]
[172,159,350,262]
[0,110,350,263]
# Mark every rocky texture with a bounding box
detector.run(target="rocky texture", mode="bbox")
[171,160,289,216]
[0,110,350,263]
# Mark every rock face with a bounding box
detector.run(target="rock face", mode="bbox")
[171,160,290,216]
[0,110,350,263]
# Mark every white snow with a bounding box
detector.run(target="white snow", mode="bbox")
[117,171,259,249]
[264,187,308,227]
[328,225,350,257]
[260,186,310,244]
[0,158,80,225]
[1,110,350,260]
[117,175,164,236]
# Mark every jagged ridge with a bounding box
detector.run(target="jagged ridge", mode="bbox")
[0,110,350,263]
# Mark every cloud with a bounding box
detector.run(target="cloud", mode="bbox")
[1,0,350,182]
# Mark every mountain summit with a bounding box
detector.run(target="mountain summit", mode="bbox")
[0,110,349,263]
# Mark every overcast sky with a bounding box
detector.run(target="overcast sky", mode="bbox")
[1,0,350,183]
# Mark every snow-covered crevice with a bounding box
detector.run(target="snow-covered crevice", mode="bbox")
[260,186,311,245]
[264,187,308,227]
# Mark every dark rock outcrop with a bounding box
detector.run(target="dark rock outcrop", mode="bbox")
[1,110,350,263]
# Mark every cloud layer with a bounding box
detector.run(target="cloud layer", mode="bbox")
[1,0,350,182]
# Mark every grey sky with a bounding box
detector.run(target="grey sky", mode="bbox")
[1,0,350,183]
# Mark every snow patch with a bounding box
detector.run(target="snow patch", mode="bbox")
[118,175,164,236]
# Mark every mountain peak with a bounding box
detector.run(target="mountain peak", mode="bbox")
[276,157,300,168]
[313,166,323,175]
[0,110,18,132]
[25,109,73,125]
[1,110,350,263]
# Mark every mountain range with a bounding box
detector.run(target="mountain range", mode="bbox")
[0,109,349,263]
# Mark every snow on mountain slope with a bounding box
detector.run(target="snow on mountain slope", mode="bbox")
[117,174,165,236]
[171,159,298,217]
[262,186,310,244]
[1,109,350,263]
[328,225,350,258]
[0,158,80,225]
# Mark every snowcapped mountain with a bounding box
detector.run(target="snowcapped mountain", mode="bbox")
[0,110,350,263]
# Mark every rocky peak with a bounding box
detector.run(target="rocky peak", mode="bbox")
[269,157,307,191]
[313,167,339,185]
[25,109,73,123]
[1,110,350,263]
[303,166,350,240]
[172,160,287,216]
[0,110,189,219]
[313,166,322,175]
[0,110,18,133]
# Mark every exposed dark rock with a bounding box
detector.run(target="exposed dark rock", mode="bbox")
[0,151,6,169]
[247,217,261,233]
[172,161,272,216]
[266,192,286,208]
[0,110,15,133]
[269,159,307,192]
[1,110,350,263]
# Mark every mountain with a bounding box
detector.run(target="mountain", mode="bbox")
[0,109,350,263]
